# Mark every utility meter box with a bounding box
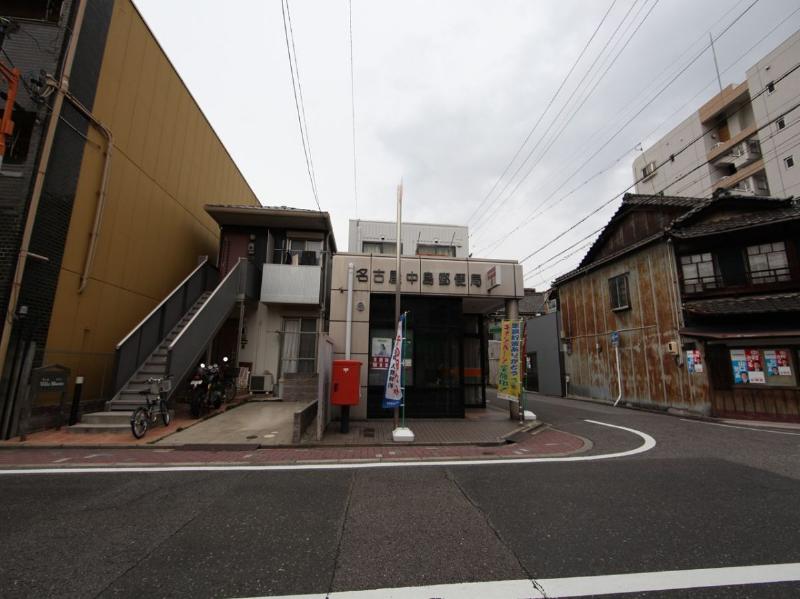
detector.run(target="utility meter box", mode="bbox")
[331,360,361,406]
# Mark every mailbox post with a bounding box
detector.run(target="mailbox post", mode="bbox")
[331,359,361,434]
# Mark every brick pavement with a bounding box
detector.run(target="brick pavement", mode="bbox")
[0,426,588,467]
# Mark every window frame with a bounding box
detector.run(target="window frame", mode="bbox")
[608,273,631,312]
[784,155,794,169]
[680,252,719,293]
[745,241,790,284]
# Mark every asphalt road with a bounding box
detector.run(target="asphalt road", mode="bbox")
[1,396,799,598]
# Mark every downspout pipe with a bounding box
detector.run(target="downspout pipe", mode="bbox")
[345,262,354,360]
[49,80,114,294]
[613,343,623,407]
[0,0,87,384]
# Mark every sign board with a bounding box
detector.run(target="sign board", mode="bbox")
[38,372,68,391]
[610,331,620,347]
[497,319,523,401]
[487,265,501,290]
[383,315,405,409]
[686,349,703,374]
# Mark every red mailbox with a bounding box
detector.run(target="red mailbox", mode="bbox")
[331,360,361,406]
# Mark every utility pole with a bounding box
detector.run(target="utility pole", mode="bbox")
[393,181,402,429]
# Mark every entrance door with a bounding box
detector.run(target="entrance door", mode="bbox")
[281,318,317,375]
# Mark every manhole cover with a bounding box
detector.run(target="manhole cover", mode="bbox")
[362,428,375,438]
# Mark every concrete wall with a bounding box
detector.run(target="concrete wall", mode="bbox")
[747,29,800,198]
[348,220,469,257]
[633,113,712,198]
[558,242,711,414]
[525,312,563,397]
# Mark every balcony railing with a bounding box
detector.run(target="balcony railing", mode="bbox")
[749,267,791,285]
[683,275,724,294]
[261,255,325,304]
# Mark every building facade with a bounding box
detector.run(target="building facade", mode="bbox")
[328,252,523,419]
[555,192,800,422]
[633,30,800,199]
[348,219,469,258]
[0,0,260,434]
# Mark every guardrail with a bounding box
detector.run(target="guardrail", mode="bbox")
[113,258,219,395]
[166,259,250,389]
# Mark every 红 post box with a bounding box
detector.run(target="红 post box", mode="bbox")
[331,360,361,406]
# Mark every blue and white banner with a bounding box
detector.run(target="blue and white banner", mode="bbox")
[383,314,405,409]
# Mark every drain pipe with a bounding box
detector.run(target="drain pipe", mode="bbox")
[345,263,354,359]
[47,80,114,294]
[613,343,623,407]
[0,0,87,384]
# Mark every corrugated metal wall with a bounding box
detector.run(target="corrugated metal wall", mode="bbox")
[559,243,711,414]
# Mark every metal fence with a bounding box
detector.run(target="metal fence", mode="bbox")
[113,258,219,395]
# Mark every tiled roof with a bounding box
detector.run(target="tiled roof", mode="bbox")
[671,205,800,238]
[683,292,800,315]
[622,194,703,208]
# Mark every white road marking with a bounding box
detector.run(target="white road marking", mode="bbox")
[0,419,655,474]
[52,458,71,463]
[681,418,800,436]
[235,562,800,598]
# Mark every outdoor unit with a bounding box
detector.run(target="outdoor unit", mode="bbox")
[250,372,274,394]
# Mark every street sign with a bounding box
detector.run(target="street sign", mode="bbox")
[611,331,620,347]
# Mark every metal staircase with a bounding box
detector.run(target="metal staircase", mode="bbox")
[67,257,253,432]
[105,291,211,412]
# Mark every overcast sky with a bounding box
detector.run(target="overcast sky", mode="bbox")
[134,0,800,288]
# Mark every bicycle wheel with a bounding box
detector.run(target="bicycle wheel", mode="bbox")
[131,408,149,439]
[160,399,171,426]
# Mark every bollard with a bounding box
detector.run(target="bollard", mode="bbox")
[69,376,84,426]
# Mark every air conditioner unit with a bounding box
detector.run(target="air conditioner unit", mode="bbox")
[250,372,274,394]
[641,161,656,180]
[667,341,679,355]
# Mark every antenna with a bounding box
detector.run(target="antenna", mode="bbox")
[710,32,723,93]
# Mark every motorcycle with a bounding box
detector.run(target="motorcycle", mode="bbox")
[188,362,224,418]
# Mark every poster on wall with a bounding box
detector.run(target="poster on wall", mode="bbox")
[686,350,703,374]
[731,349,766,384]
[765,350,792,377]
[371,337,392,369]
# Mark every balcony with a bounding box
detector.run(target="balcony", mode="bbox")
[707,124,758,163]
[260,250,323,305]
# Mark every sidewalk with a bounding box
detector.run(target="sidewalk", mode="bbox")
[0,425,589,468]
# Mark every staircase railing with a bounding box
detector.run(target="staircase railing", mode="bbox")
[166,258,251,389]
[112,258,219,395]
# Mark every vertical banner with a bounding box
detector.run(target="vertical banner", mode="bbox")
[383,314,405,409]
[497,319,523,401]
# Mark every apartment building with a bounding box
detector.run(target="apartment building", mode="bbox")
[0,0,260,435]
[633,30,800,199]
[348,219,469,258]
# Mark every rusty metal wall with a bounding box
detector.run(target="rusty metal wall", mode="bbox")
[560,243,711,413]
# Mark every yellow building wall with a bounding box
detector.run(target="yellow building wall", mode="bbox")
[43,0,259,401]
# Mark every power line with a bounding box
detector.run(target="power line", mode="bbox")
[464,0,619,228]
[348,0,358,217]
[281,0,321,211]
[520,73,800,277]
[477,0,763,254]
[474,0,659,249]
[470,0,637,238]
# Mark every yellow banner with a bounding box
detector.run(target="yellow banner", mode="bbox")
[497,319,522,401]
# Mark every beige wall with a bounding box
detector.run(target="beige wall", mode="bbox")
[43,0,260,400]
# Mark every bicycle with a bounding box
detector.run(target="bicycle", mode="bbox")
[130,377,172,439]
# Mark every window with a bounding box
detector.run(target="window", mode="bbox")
[777,117,786,130]
[276,238,322,265]
[729,348,797,387]
[1,0,64,22]
[766,81,775,94]
[362,241,402,255]
[785,155,794,169]
[641,161,656,180]
[680,253,718,293]
[746,242,790,284]
[608,274,630,311]
[416,243,456,257]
